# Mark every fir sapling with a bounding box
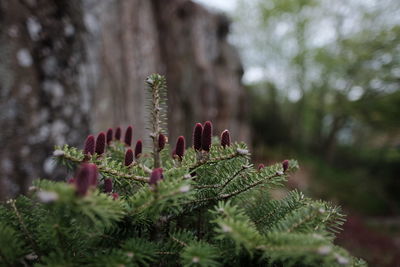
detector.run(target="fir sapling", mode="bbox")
[0,74,366,267]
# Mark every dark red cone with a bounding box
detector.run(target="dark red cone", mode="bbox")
[115,127,121,140]
[124,126,133,146]
[193,123,203,151]
[124,149,134,166]
[112,192,119,200]
[221,130,231,147]
[88,163,98,186]
[104,178,113,193]
[95,132,106,155]
[134,140,143,159]
[75,163,98,196]
[106,128,113,144]
[282,160,289,172]
[84,135,95,155]
[175,136,185,159]
[158,134,166,151]
[202,121,213,152]
[258,164,265,171]
[149,168,163,186]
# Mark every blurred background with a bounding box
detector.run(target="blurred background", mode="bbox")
[0,0,399,265]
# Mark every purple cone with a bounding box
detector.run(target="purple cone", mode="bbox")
[202,121,212,152]
[193,123,203,151]
[125,149,134,166]
[84,135,95,155]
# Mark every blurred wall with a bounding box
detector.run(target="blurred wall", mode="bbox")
[0,0,248,200]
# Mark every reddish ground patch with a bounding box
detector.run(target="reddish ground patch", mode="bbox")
[336,214,400,266]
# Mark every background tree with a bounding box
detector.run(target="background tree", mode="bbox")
[233,0,400,264]
[0,0,90,198]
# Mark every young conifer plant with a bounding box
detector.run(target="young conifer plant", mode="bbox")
[0,74,365,266]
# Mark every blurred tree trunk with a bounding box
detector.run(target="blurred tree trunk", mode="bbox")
[83,0,162,141]
[0,0,248,199]
[0,0,90,200]
[86,0,249,144]
[154,0,248,142]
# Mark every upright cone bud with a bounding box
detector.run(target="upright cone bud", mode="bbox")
[75,166,90,196]
[149,168,163,186]
[282,160,289,172]
[193,123,203,151]
[115,127,121,140]
[84,135,95,155]
[175,136,185,159]
[134,140,143,159]
[258,164,265,171]
[220,130,231,147]
[112,192,119,200]
[88,163,98,186]
[158,134,166,151]
[104,178,113,193]
[95,132,106,155]
[202,121,213,152]
[106,128,113,144]
[124,126,133,146]
[75,163,98,196]
[124,149,134,166]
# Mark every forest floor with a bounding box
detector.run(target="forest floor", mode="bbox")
[288,167,400,266]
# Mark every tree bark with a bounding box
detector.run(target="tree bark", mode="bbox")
[0,0,90,200]
[154,0,249,143]
[85,0,249,144]
[0,0,248,199]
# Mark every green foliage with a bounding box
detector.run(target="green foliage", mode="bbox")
[0,222,29,266]
[180,241,220,267]
[0,75,364,266]
[236,0,400,221]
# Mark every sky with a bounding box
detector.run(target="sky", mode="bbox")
[192,0,236,13]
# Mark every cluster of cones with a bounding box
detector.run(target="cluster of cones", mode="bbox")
[257,159,290,174]
[69,125,142,198]
[148,121,232,186]
[171,121,231,160]
[67,121,247,196]
[68,163,118,199]
[82,126,143,161]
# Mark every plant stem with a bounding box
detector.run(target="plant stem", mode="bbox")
[147,74,166,169]
[10,201,41,259]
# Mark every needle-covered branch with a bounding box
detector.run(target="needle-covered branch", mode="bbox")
[0,74,364,266]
